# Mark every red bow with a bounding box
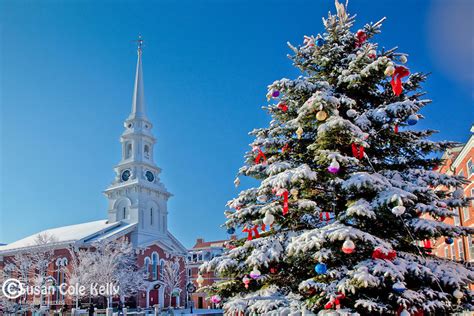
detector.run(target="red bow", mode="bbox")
[351,143,365,160]
[390,66,410,96]
[253,147,267,165]
[320,212,330,223]
[278,102,288,112]
[355,30,367,48]
[242,226,260,241]
[372,248,396,261]
[324,293,345,310]
[276,189,289,215]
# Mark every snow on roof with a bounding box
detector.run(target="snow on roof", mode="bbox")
[0,220,118,253]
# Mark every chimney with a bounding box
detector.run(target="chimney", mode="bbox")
[196,238,204,245]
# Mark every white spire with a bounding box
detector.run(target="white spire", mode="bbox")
[129,35,146,120]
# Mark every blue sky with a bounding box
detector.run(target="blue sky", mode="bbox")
[0,0,472,248]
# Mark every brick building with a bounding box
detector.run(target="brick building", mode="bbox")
[431,125,474,261]
[0,39,187,311]
[186,237,234,309]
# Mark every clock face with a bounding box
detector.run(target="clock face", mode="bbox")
[121,170,131,182]
[145,171,154,182]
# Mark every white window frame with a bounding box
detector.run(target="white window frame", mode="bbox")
[454,208,461,226]
[444,246,449,259]
[467,159,473,177]
[463,207,470,221]
[458,239,464,261]
[450,244,455,260]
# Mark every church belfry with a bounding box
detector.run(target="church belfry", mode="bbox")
[104,36,171,243]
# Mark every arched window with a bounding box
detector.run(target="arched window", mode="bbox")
[150,208,154,226]
[125,143,132,159]
[160,259,165,276]
[123,207,127,220]
[152,253,159,280]
[144,144,150,159]
[144,257,151,279]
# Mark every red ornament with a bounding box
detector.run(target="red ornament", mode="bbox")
[351,143,365,159]
[355,30,367,47]
[282,143,290,153]
[253,146,267,165]
[390,66,410,96]
[324,293,345,310]
[372,248,397,261]
[439,216,446,222]
[270,267,277,274]
[278,102,288,112]
[423,239,433,255]
[394,124,399,134]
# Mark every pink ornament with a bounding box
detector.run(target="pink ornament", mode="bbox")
[328,159,340,174]
[210,295,221,304]
[242,275,250,288]
[249,267,261,279]
[342,239,355,254]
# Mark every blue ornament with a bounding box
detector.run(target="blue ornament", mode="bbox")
[316,38,325,47]
[392,282,406,294]
[407,114,418,126]
[315,263,327,275]
[227,227,235,234]
[445,237,454,245]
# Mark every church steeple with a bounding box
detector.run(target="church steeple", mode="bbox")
[104,36,171,241]
[129,35,146,120]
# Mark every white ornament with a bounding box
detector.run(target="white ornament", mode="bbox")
[400,55,408,64]
[196,274,204,287]
[384,65,395,76]
[263,212,275,226]
[290,188,299,197]
[453,289,463,299]
[234,177,240,187]
[346,109,357,118]
[257,195,268,203]
[392,205,406,216]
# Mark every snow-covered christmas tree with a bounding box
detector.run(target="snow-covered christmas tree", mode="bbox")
[201,2,474,315]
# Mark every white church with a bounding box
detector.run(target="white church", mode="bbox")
[0,38,188,309]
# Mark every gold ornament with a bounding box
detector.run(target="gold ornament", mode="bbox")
[384,65,395,76]
[316,110,328,121]
[400,55,408,64]
[296,127,303,139]
[290,188,299,197]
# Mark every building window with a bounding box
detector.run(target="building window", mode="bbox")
[444,247,449,259]
[454,209,460,226]
[450,244,455,260]
[150,208,154,226]
[467,159,473,177]
[458,239,464,261]
[144,257,151,278]
[463,207,470,221]
[160,259,165,276]
[144,144,150,159]
[471,188,474,207]
[468,236,474,262]
[126,143,132,159]
[152,253,158,280]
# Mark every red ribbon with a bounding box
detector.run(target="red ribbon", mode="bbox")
[242,226,260,241]
[351,143,365,160]
[423,239,432,254]
[276,189,289,215]
[324,293,345,310]
[320,212,330,223]
[278,102,288,112]
[390,66,410,96]
[355,30,367,48]
[372,248,397,261]
[253,147,267,165]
